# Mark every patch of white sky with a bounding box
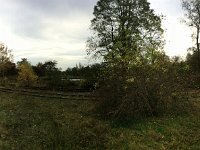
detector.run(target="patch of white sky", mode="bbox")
[150,0,193,58]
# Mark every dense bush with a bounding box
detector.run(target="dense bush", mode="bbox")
[80,79,96,91]
[17,62,38,87]
[95,58,189,120]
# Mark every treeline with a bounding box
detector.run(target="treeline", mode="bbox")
[0,44,100,91]
[1,43,199,91]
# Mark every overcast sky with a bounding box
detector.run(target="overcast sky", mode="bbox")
[0,0,194,70]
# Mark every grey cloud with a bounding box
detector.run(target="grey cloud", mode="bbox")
[1,0,97,39]
[19,0,97,17]
[55,51,86,56]
[12,15,45,39]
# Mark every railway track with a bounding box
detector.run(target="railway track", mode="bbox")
[0,87,96,100]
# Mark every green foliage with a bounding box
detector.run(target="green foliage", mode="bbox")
[182,0,200,27]
[87,0,164,62]
[96,54,189,120]
[65,63,101,80]
[32,60,64,90]
[186,47,200,72]
[45,70,63,89]
[0,43,13,78]
[42,60,64,89]
[184,48,200,88]
[182,0,200,70]
[64,63,101,90]
[32,62,46,77]
[87,0,188,120]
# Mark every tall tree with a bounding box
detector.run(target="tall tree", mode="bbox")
[0,43,13,77]
[182,0,200,71]
[86,0,177,119]
[87,0,164,65]
[87,0,164,92]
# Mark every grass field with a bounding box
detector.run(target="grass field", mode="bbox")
[0,91,200,150]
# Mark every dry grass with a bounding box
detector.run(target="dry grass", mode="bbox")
[0,92,199,149]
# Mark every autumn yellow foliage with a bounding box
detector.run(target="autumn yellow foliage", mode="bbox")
[17,63,38,87]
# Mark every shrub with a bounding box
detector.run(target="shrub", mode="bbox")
[17,63,38,87]
[95,61,189,121]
